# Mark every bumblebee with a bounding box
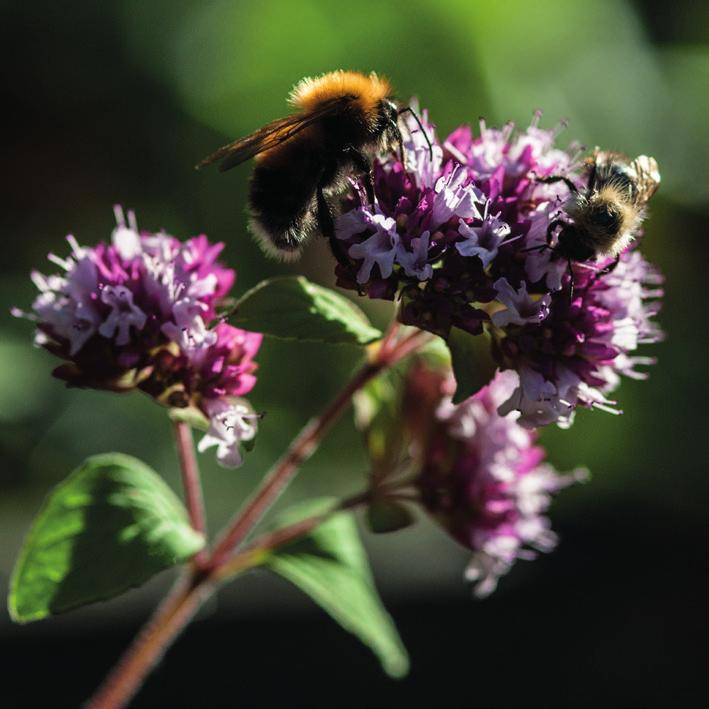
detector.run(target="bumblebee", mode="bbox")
[196,70,428,262]
[538,150,661,284]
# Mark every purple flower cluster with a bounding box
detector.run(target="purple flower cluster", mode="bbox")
[494,250,664,427]
[412,368,586,597]
[335,110,663,427]
[15,207,262,467]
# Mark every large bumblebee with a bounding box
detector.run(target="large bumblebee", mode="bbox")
[196,70,427,262]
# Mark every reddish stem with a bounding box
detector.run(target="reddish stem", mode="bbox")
[212,489,372,583]
[207,360,382,570]
[86,575,212,709]
[87,491,372,709]
[86,322,429,708]
[207,328,430,570]
[173,420,208,566]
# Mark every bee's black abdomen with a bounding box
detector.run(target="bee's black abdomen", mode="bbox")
[248,137,323,258]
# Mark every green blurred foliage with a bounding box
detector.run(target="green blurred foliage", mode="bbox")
[2,0,708,609]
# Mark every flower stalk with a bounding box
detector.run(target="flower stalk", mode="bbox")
[172,420,208,567]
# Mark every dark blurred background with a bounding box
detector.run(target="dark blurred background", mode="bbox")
[1,1,708,706]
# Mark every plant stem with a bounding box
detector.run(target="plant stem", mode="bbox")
[86,491,372,709]
[207,326,426,571]
[206,361,381,570]
[212,490,372,583]
[85,574,213,709]
[86,322,429,708]
[173,420,208,567]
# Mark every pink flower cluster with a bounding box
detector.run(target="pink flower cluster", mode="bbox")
[336,110,664,428]
[15,207,262,467]
[413,369,586,597]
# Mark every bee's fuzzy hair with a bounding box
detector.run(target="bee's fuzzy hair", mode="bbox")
[289,70,392,126]
[247,215,306,263]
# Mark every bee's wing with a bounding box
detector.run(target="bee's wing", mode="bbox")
[195,95,353,172]
[630,155,661,204]
[592,149,660,204]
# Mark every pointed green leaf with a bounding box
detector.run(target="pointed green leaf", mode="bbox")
[229,276,382,345]
[447,327,497,404]
[9,453,205,623]
[264,499,409,678]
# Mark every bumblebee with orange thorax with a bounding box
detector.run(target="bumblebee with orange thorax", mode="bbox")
[196,70,428,262]
[536,150,661,289]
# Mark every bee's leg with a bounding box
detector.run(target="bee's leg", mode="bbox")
[589,254,620,286]
[316,184,344,263]
[316,179,362,292]
[519,243,549,254]
[343,144,374,205]
[536,175,579,195]
[519,219,565,254]
[586,160,597,190]
[315,184,335,241]
[567,258,576,304]
[546,218,565,246]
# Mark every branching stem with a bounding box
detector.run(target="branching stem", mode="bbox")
[86,321,430,709]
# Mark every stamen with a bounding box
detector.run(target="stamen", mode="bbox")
[48,253,72,271]
[113,204,125,227]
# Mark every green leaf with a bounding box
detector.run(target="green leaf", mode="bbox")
[447,327,497,404]
[353,369,398,431]
[229,276,382,345]
[9,453,205,623]
[264,499,409,678]
[366,499,416,534]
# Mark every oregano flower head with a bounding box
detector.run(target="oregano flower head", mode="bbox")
[404,363,586,597]
[335,109,664,427]
[14,207,262,467]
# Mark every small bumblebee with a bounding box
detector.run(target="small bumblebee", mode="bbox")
[196,70,428,262]
[537,150,661,286]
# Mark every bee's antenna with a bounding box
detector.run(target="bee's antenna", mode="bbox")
[398,106,433,160]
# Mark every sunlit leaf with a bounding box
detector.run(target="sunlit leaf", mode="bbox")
[9,453,204,623]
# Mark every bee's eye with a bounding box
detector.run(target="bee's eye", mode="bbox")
[590,207,620,231]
